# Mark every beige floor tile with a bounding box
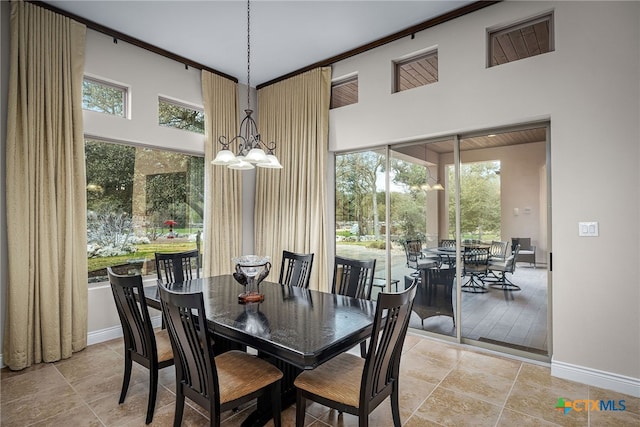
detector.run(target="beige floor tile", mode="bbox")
[505,380,588,426]
[134,401,210,426]
[456,349,522,381]
[54,346,122,383]
[439,365,516,406]
[30,403,103,427]
[496,408,562,426]
[588,407,640,427]
[70,367,149,404]
[398,374,438,421]
[400,351,456,385]
[90,380,175,426]
[404,414,446,426]
[410,339,464,366]
[0,364,66,404]
[589,385,640,416]
[1,382,86,427]
[414,386,502,426]
[0,362,51,381]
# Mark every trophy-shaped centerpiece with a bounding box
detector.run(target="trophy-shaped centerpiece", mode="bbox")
[232,255,271,303]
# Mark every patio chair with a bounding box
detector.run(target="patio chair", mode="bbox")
[462,246,490,293]
[487,245,521,290]
[512,237,536,267]
[404,239,438,277]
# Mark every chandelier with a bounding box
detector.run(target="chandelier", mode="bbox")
[212,0,282,170]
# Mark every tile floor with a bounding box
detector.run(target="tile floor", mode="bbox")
[1,334,638,427]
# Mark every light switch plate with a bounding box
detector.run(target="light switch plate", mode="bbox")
[578,221,599,237]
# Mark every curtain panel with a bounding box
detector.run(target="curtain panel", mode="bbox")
[255,67,331,291]
[4,1,88,370]
[201,70,242,275]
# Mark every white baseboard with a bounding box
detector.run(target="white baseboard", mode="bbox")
[87,315,163,346]
[552,359,640,398]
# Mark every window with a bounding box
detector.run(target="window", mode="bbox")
[489,12,554,67]
[82,77,127,117]
[86,138,204,283]
[394,50,438,92]
[330,75,358,109]
[158,97,205,134]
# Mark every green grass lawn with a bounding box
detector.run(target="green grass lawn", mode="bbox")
[88,241,198,273]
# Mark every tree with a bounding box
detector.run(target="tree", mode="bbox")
[389,159,430,240]
[448,161,501,240]
[335,152,385,239]
[158,100,204,134]
[85,140,135,214]
[82,79,125,116]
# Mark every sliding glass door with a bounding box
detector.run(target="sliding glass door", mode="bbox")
[334,123,550,359]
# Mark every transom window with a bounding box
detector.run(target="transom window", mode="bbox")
[82,77,127,117]
[394,50,438,93]
[489,12,554,67]
[331,75,358,109]
[158,97,205,134]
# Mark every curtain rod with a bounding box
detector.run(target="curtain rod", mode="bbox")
[257,1,500,89]
[28,0,238,83]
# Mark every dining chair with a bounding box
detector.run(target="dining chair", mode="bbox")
[107,268,174,424]
[332,256,376,357]
[461,246,490,293]
[158,284,283,427]
[332,256,376,300]
[154,249,200,285]
[487,244,521,290]
[279,250,314,288]
[294,279,418,427]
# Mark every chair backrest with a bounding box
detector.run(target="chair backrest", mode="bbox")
[361,280,417,406]
[158,285,219,409]
[332,256,376,300]
[279,250,314,288]
[404,239,422,265]
[507,244,521,274]
[463,247,490,272]
[512,237,532,251]
[155,250,200,284]
[426,267,456,288]
[489,240,509,260]
[440,239,456,249]
[108,267,157,362]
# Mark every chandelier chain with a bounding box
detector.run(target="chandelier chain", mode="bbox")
[246,0,251,109]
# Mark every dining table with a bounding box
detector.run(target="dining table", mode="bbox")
[144,274,377,426]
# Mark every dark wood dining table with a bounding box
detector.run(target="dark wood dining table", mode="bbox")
[143,274,376,426]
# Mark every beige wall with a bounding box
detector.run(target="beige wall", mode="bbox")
[330,1,640,394]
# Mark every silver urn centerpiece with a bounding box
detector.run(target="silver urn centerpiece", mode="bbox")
[232,255,271,303]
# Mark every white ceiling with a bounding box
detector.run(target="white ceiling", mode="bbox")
[43,0,473,86]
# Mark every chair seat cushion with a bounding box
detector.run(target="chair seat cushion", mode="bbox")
[154,329,174,363]
[215,350,283,404]
[519,250,534,255]
[294,352,364,408]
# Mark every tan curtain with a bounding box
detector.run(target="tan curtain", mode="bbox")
[255,68,331,291]
[201,70,242,275]
[4,1,87,370]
